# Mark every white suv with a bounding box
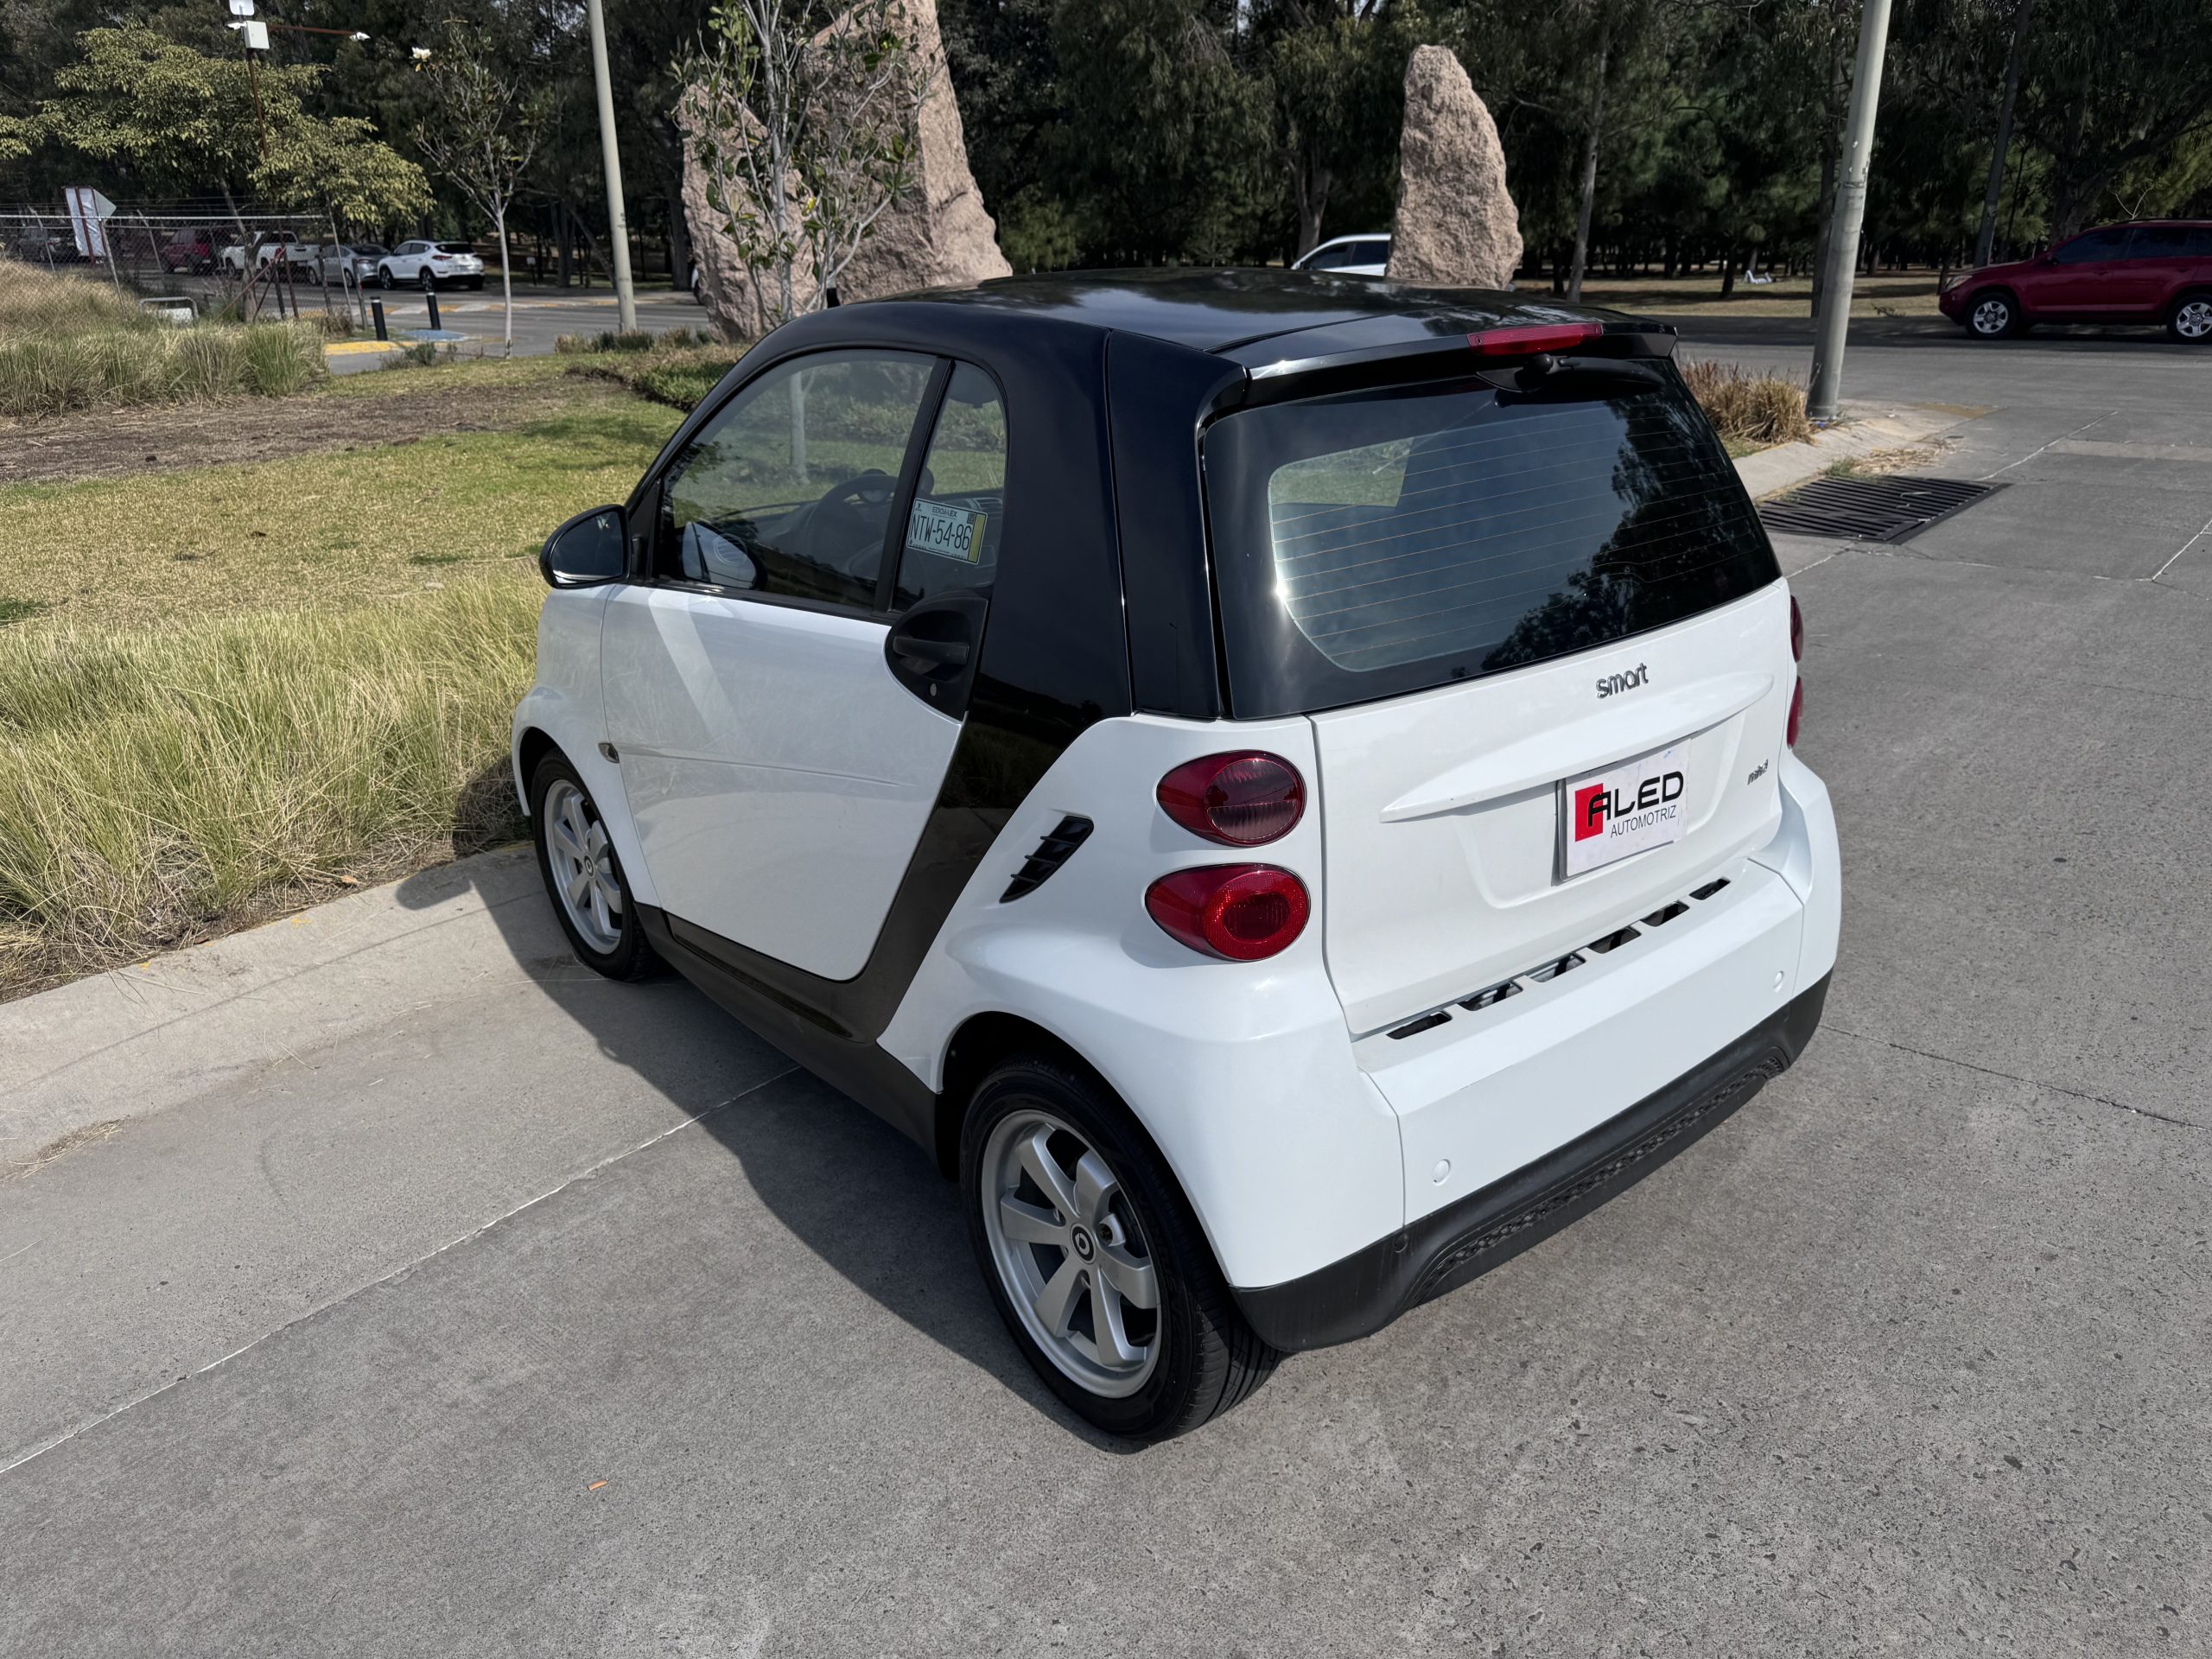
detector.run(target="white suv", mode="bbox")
[377,239,486,290]
[513,272,1840,1442]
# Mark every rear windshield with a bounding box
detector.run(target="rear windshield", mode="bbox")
[436,242,476,253]
[1203,365,1780,715]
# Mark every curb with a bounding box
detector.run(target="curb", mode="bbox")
[0,847,542,1175]
[1732,403,1980,500]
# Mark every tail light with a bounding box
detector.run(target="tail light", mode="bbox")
[1789,594,1804,661]
[1146,865,1310,962]
[1469,321,1602,357]
[1786,680,1804,747]
[1156,752,1305,846]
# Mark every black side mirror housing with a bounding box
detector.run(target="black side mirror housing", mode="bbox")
[540,505,627,588]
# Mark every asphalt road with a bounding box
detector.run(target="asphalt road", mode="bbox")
[3,320,2209,1656]
[321,283,711,370]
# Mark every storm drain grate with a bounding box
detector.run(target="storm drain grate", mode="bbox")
[1758,474,2003,543]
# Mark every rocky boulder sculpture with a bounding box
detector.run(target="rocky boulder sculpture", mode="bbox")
[680,0,1007,341]
[1385,45,1523,290]
[834,0,1010,303]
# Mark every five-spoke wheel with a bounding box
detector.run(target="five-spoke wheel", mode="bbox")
[2169,294,2212,345]
[982,1109,1161,1397]
[1968,293,2017,339]
[963,1054,1276,1441]
[528,751,658,981]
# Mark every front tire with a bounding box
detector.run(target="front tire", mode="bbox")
[1967,290,2020,339]
[529,752,658,982]
[962,1053,1277,1442]
[2167,290,2212,344]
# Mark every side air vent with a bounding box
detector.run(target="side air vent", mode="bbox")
[1001,815,1094,902]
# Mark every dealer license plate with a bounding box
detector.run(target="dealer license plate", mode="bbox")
[906,497,988,563]
[1559,742,1690,879]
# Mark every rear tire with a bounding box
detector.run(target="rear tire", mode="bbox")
[529,751,658,982]
[2167,290,2212,344]
[1966,290,2020,339]
[961,1052,1278,1442]
[378,265,395,290]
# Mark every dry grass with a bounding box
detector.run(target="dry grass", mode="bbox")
[0,265,143,335]
[0,398,682,630]
[0,390,687,994]
[0,583,541,993]
[1681,359,1816,448]
[1579,270,1946,319]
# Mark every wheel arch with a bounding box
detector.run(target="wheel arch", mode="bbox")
[935,1010,1100,1179]
[516,723,560,804]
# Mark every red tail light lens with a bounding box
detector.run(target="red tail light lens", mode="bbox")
[1145,865,1310,962]
[1156,752,1306,846]
[1789,595,1804,661]
[1786,679,1804,747]
[1468,321,1603,357]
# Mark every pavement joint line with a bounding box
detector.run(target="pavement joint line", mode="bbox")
[0,1063,801,1481]
[2145,512,2212,584]
[1822,1024,2202,1131]
[1977,408,2117,480]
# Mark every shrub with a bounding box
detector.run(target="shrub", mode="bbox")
[564,341,747,411]
[0,580,539,991]
[1680,359,1815,448]
[0,322,326,417]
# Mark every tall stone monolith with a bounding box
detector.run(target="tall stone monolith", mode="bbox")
[1385,45,1523,289]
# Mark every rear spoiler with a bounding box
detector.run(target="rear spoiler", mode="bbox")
[1215,316,1679,412]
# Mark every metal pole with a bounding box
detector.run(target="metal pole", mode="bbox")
[1807,0,1895,422]
[584,0,638,334]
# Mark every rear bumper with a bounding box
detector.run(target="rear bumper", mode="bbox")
[1235,969,1830,1351]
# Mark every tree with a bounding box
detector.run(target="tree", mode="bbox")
[1252,3,1411,257]
[414,23,547,349]
[681,0,929,331]
[24,26,429,230]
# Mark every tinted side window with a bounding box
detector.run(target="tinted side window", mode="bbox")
[893,364,1006,610]
[2052,229,2126,264]
[1305,244,1359,270]
[661,350,936,609]
[2126,226,2193,260]
[1357,240,1392,264]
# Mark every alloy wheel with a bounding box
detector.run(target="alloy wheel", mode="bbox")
[2175,299,2212,341]
[1972,297,2011,337]
[980,1109,1161,1397]
[542,778,624,953]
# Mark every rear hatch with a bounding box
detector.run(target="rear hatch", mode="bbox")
[1203,348,1794,1034]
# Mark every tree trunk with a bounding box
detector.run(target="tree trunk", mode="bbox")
[1975,0,2034,270]
[1294,158,1332,258]
[667,180,691,286]
[1567,22,1611,303]
[495,204,514,350]
[1720,245,1738,298]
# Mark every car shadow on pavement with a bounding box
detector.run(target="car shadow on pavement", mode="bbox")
[394,782,1128,1449]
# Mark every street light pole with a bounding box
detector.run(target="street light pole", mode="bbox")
[1806,0,1895,422]
[583,0,638,334]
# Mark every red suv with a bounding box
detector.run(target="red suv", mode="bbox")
[1940,220,2212,343]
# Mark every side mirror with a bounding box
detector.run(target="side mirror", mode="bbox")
[540,505,627,588]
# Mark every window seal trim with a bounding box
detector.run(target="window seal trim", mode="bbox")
[874,357,954,612]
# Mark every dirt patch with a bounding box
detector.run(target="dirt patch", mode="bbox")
[1827,435,1965,478]
[0,375,621,487]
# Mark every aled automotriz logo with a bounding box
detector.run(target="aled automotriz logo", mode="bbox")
[1573,769,1685,841]
[1596,663,1649,698]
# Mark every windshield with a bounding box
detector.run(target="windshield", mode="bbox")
[1203,364,1780,715]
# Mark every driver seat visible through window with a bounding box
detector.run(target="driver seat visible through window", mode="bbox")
[660,350,938,608]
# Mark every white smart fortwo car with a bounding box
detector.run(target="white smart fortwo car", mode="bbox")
[514,270,1840,1442]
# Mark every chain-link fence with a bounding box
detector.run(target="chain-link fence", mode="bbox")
[0,205,369,328]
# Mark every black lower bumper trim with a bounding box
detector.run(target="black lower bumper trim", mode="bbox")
[1235,972,1831,1352]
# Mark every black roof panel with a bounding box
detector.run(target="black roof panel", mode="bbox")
[885,267,1631,356]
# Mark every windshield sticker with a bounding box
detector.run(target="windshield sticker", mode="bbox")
[906,498,988,563]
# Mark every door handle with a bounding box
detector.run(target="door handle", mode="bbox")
[890,632,969,667]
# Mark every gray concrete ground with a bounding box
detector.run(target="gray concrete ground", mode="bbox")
[3,319,2209,1656]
